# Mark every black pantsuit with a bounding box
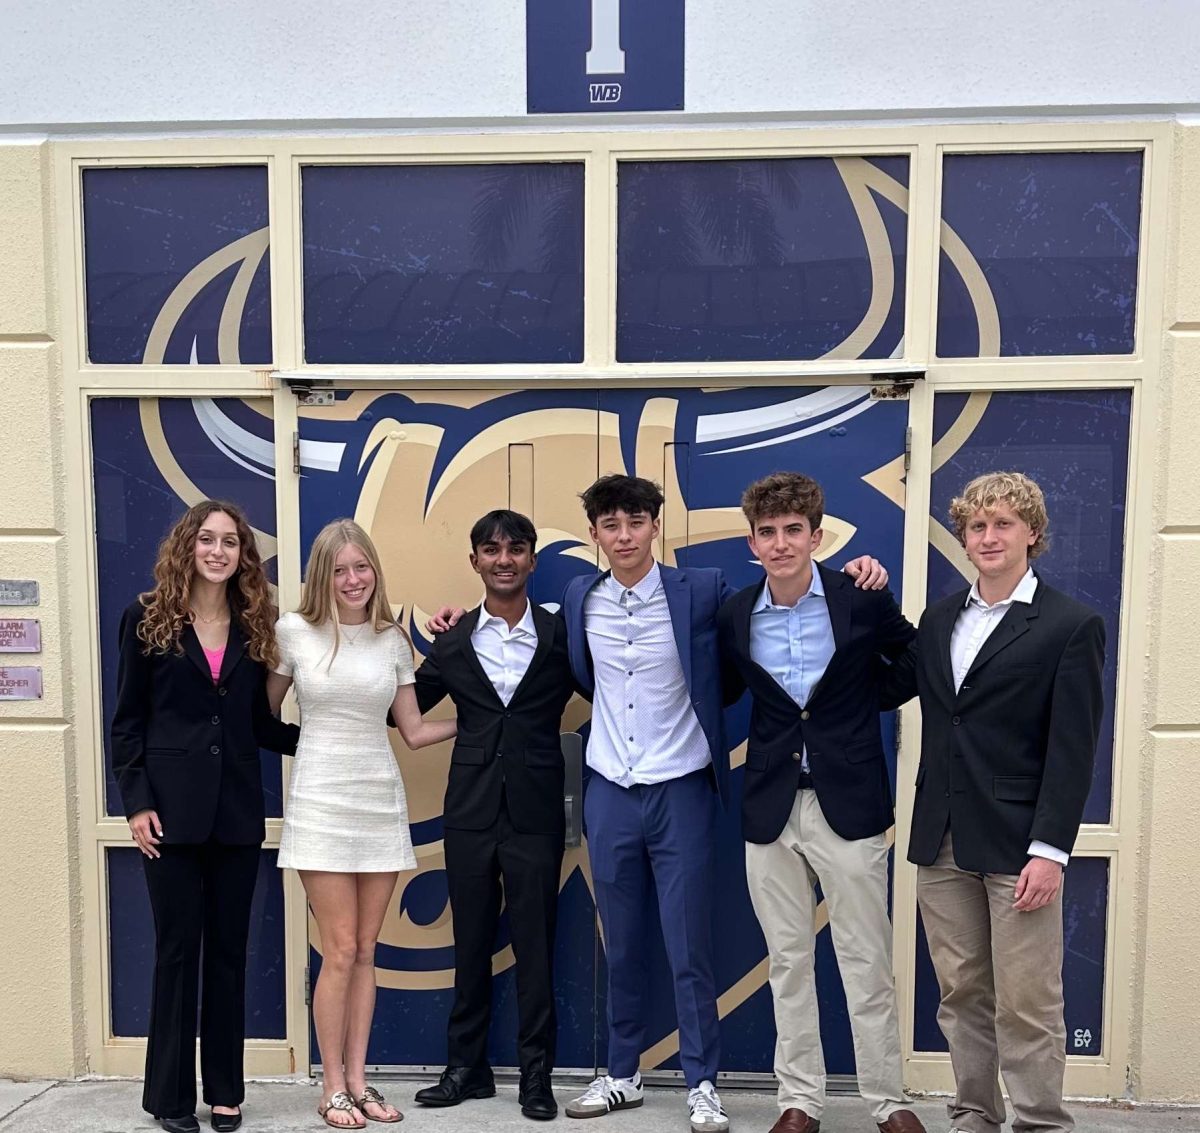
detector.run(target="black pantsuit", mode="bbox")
[142,842,260,1115]
[412,604,574,1073]
[111,600,299,1119]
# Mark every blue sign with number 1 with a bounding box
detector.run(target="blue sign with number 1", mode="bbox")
[527,0,685,114]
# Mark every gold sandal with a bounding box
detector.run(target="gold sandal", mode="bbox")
[318,1091,365,1129]
[357,1086,403,1123]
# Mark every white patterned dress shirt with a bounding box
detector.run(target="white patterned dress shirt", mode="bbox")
[471,600,538,706]
[583,562,711,787]
[950,568,1067,865]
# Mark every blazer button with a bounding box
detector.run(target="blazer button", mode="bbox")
[952,715,961,725]
[218,687,227,697]
[791,752,802,761]
[211,715,220,725]
[800,710,810,721]
[210,745,221,755]
[505,710,512,718]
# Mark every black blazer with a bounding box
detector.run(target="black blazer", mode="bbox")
[882,577,1106,874]
[413,603,574,835]
[718,565,916,844]
[110,600,300,845]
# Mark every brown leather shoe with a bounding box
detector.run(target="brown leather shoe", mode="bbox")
[877,1110,926,1133]
[770,1109,820,1133]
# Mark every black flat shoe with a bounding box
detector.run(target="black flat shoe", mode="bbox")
[157,1116,201,1133]
[519,1067,558,1120]
[414,1065,496,1107]
[211,1108,242,1132]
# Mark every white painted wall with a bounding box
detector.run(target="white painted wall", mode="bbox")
[3,0,1199,130]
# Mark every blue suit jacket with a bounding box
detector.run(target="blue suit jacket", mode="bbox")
[561,562,736,803]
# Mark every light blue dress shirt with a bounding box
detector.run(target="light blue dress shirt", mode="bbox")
[748,570,836,771]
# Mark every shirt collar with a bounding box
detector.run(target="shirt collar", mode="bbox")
[965,567,1038,611]
[752,566,825,614]
[475,598,537,636]
[609,560,662,604]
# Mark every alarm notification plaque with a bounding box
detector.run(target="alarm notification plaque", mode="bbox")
[0,620,40,652]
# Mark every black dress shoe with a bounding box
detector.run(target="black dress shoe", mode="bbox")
[414,1065,496,1107]
[518,1067,558,1120]
[157,1117,200,1133]
[210,1109,242,1132]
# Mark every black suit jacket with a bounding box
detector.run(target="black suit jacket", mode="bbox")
[883,576,1106,874]
[413,603,574,835]
[718,565,916,844]
[110,599,300,845]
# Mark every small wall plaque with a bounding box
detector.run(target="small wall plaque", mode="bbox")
[0,667,42,699]
[0,580,39,606]
[0,620,41,652]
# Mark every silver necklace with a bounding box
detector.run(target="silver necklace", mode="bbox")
[340,620,370,645]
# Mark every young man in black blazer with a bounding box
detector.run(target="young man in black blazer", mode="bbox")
[409,510,574,1121]
[883,472,1105,1133]
[717,473,924,1133]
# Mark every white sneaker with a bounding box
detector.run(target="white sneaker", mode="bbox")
[565,1073,644,1118]
[687,1080,730,1131]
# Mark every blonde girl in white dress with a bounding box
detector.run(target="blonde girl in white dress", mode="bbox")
[268,519,455,1129]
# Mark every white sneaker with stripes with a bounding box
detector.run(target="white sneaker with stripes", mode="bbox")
[565,1072,644,1118]
[688,1080,730,1131]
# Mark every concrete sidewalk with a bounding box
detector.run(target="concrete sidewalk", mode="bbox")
[0,1079,1194,1133]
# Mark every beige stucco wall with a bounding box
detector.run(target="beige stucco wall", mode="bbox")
[1132,123,1200,1102]
[0,141,84,1078]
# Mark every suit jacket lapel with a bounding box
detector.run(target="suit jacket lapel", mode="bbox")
[450,608,504,705]
[961,590,1040,685]
[660,564,693,693]
[802,565,850,706]
[508,603,555,704]
[181,622,212,682]
[217,615,247,685]
[935,592,966,692]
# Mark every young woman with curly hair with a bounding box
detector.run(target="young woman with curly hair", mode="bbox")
[268,519,456,1129]
[111,500,301,1133]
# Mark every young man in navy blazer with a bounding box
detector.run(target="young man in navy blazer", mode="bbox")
[717,472,924,1133]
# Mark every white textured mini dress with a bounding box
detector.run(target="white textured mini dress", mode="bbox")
[274,612,418,872]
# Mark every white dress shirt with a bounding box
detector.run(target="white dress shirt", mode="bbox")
[748,572,835,771]
[949,568,1068,866]
[583,561,711,787]
[471,600,538,706]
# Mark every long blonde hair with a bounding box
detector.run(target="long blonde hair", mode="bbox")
[138,500,280,668]
[298,519,401,666]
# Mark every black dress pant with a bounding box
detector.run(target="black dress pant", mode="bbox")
[141,841,260,1118]
[443,796,564,1072]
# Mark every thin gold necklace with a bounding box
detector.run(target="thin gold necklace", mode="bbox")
[191,609,228,625]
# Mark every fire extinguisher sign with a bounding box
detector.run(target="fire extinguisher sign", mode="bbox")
[526,0,685,113]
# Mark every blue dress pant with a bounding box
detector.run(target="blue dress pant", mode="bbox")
[584,769,720,1087]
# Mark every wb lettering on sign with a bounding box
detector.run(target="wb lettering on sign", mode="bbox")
[589,82,622,103]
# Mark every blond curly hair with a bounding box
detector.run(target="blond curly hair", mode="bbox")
[137,500,280,667]
[949,472,1049,559]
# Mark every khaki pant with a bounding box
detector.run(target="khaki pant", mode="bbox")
[745,789,906,1122]
[916,832,1071,1133]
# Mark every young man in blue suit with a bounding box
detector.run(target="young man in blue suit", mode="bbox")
[561,474,886,1133]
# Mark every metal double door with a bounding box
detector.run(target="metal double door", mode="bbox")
[296,383,910,1075]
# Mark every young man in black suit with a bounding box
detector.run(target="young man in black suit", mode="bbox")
[717,472,925,1133]
[884,472,1105,1133]
[409,510,574,1121]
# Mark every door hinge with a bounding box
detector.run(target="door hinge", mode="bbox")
[304,965,312,1006]
[293,431,301,475]
[904,426,913,472]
